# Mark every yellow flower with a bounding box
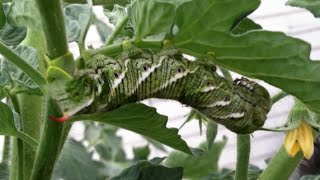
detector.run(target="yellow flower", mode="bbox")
[284,121,314,159]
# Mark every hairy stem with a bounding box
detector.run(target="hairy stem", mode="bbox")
[30,98,64,180]
[7,95,23,180]
[35,0,68,59]
[31,0,74,179]
[235,134,250,180]
[2,136,10,165]
[259,145,303,180]
[106,16,129,45]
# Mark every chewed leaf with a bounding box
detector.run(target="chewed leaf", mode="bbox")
[71,103,193,155]
[64,3,92,43]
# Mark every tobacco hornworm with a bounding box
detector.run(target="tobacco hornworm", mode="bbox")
[62,49,271,134]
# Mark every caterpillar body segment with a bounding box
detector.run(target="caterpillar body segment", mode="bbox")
[64,49,271,134]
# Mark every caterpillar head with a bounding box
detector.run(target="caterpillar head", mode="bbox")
[233,77,271,133]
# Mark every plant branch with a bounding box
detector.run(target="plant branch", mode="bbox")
[2,136,10,165]
[235,134,250,180]
[35,0,69,59]
[0,41,47,94]
[31,98,65,180]
[106,16,129,45]
[31,0,74,179]
[88,40,162,56]
[259,145,303,180]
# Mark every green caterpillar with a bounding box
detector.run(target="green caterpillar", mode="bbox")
[62,49,271,134]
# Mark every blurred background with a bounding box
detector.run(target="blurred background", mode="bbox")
[1,0,320,172]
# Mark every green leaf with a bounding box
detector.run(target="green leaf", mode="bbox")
[130,0,175,39]
[104,4,127,26]
[0,4,6,29]
[206,121,218,150]
[165,138,227,179]
[0,4,27,46]
[0,45,43,95]
[231,18,262,35]
[104,5,134,42]
[53,139,107,180]
[144,137,167,152]
[0,101,18,136]
[93,15,112,42]
[133,145,150,161]
[287,0,320,17]
[71,103,192,154]
[174,0,320,114]
[110,160,183,180]
[0,101,38,149]
[174,0,259,42]
[7,0,42,29]
[64,3,92,44]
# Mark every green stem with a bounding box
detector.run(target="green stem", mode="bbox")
[89,40,162,56]
[30,98,65,180]
[235,134,250,180]
[2,136,10,165]
[271,91,288,104]
[31,0,74,179]
[106,16,129,45]
[0,41,47,94]
[259,145,303,180]
[9,138,18,180]
[35,0,68,59]
[8,95,23,180]
[17,29,46,180]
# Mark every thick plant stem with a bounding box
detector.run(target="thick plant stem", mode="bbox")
[30,98,64,180]
[2,136,10,165]
[32,0,73,179]
[259,145,303,180]
[16,30,46,180]
[106,16,129,45]
[35,0,68,59]
[235,134,250,180]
